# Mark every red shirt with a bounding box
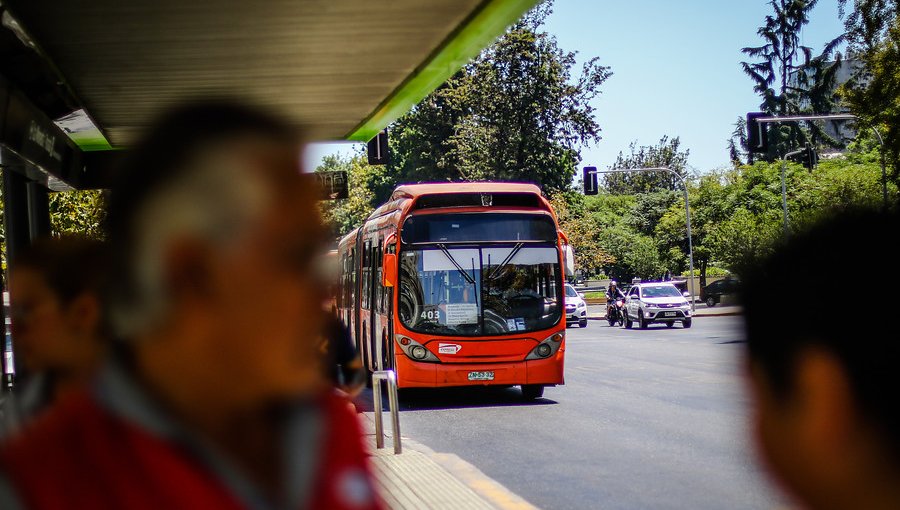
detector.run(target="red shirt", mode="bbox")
[0,388,382,510]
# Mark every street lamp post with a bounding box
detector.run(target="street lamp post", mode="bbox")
[584,166,696,311]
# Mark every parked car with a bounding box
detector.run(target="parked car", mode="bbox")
[700,277,741,307]
[623,282,692,329]
[564,284,588,328]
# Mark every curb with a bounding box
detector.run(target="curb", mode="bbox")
[360,412,539,510]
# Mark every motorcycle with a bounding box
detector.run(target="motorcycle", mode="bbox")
[607,298,625,326]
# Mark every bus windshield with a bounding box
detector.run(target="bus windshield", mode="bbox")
[398,245,561,336]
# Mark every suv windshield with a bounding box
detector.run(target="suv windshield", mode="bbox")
[565,285,578,297]
[398,245,561,336]
[642,285,682,298]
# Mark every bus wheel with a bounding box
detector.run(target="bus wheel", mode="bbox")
[521,384,544,400]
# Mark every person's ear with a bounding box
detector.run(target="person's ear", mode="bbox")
[791,349,858,478]
[164,239,215,304]
[66,292,101,338]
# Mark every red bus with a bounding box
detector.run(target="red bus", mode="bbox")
[336,182,570,399]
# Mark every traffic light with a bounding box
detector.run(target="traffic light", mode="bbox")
[803,143,818,170]
[367,129,389,165]
[786,143,819,170]
[583,166,598,195]
[747,112,769,154]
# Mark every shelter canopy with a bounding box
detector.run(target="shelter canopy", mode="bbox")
[0,0,536,187]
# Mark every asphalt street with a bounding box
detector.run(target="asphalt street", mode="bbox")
[364,316,786,510]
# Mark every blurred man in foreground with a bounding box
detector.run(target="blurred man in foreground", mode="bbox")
[742,207,900,510]
[0,101,381,510]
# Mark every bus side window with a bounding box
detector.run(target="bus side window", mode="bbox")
[376,241,385,314]
[361,241,371,310]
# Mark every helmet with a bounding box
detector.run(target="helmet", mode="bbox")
[609,280,617,287]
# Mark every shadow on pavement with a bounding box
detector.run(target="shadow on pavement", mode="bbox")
[355,386,558,412]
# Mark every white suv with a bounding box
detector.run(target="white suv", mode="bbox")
[564,284,588,328]
[623,282,692,329]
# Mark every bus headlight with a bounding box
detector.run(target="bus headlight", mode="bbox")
[410,345,428,360]
[395,335,440,363]
[526,332,564,360]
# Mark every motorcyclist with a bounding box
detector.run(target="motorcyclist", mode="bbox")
[606,281,626,318]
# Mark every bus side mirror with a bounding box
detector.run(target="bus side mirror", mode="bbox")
[383,253,397,287]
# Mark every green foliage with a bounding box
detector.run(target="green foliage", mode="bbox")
[387,1,611,195]
[737,0,845,162]
[708,208,782,276]
[577,153,892,282]
[548,192,612,276]
[603,136,690,193]
[839,9,900,186]
[0,174,106,272]
[48,190,107,239]
[316,153,392,240]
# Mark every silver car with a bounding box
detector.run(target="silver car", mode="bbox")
[623,282,692,329]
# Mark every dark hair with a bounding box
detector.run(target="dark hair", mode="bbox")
[105,99,298,245]
[12,236,109,304]
[742,206,900,460]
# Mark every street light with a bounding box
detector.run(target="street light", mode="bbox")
[583,166,696,311]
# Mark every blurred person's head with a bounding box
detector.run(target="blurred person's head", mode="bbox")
[9,236,108,385]
[742,207,900,510]
[105,100,328,410]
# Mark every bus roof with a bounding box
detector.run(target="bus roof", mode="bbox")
[391,182,543,200]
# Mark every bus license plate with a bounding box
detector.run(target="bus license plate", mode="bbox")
[468,371,495,381]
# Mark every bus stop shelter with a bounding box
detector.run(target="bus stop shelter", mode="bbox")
[0,0,538,382]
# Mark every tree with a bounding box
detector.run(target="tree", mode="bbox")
[548,192,612,276]
[838,0,900,186]
[1,173,106,275]
[708,208,782,276]
[739,0,845,161]
[603,136,690,194]
[316,153,392,240]
[388,1,611,195]
[48,190,107,239]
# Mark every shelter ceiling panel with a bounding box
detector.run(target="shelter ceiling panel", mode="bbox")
[5,0,484,144]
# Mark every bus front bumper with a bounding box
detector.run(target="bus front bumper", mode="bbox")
[393,350,565,389]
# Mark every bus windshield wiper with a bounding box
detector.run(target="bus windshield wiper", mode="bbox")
[487,242,524,281]
[436,244,477,286]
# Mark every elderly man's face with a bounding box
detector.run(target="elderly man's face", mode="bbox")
[200,140,328,403]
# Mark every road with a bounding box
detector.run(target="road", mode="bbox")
[365,316,786,510]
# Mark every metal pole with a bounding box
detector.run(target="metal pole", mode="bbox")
[682,184,696,312]
[781,159,789,239]
[372,370,402,454]
[589,167,696,311]
[871,128,888,209]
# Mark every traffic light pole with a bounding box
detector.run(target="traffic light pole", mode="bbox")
[583,166,695,311]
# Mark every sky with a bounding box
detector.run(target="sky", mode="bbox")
[305,0,848,175]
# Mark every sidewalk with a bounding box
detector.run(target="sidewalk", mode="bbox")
[359,412,538,510]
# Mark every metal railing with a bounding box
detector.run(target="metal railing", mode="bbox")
[372,370,402,454]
